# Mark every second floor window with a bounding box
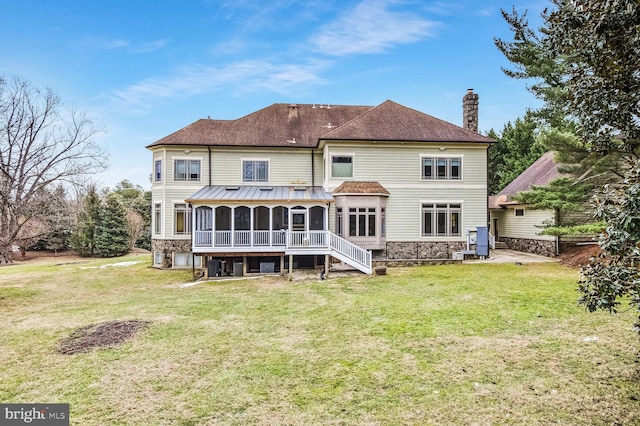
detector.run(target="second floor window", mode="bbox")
[243,160,269,182]
[422,157,461,180]
[331,156,353,178]
[154,160,162,182]
[174,159,201,181]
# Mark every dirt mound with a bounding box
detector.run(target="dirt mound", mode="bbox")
[559,244,601,268]
[58,320,150,355]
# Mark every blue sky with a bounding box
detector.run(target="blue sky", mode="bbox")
[0,0,547,189]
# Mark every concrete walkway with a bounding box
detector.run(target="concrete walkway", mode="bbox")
[463,249,558,264]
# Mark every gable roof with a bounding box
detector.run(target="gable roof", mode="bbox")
[147,100,494,149]
[490,151,566,209]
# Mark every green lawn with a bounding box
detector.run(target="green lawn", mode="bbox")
[1,255,639,425]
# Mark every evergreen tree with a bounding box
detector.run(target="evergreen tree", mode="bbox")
[42,185,75,252]
[95,194,130,258]
[70,186,101,257]
[488,113,546,194]
[499,1,640,335]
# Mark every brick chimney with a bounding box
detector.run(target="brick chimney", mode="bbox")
[462,89,479,133]
[288,104,300,121]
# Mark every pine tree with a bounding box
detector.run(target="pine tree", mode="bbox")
[499,0,640,335]
[70,186,102,257]
[95,194,130,258]
[488,114,546,194]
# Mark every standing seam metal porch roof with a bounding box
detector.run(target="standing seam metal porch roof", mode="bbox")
[185,185,334,203]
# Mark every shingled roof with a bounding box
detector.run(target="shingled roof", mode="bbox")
[489,151,567,209]
[333,181,390,196]
[147,100,494,149]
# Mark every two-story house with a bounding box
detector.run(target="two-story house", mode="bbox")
[147,90,494,275]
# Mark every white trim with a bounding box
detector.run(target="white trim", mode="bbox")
[329,153,355,179]
[418,200,464,239]
[153,202,162,236]
[419,154,464,181]
[173,157,203,182]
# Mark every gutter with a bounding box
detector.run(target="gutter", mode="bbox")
[311,149,315,187]
[208,146,212,186]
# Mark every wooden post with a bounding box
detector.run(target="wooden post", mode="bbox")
[324,254,330,279]
[243,256,247,276]
[289,254,293,274]
[280,255,285,275]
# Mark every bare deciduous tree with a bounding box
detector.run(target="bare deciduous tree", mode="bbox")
[125,209,145,250]
[0,75,107,262]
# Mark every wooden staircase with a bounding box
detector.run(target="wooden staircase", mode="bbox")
[328,233,372,274]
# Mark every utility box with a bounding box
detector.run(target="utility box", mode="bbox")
[260,262,275,273]
[233,261,243,277]
[452,252,464,260]
[476,226,489,257]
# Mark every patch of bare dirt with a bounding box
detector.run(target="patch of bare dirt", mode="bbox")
[559,244,601,268]
[57,320,151,355]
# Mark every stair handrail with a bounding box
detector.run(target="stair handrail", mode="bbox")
[328,232,371,272]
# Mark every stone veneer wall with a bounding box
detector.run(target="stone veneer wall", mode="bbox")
[500,237,557,257]
[151,239,192,268]
[376,241,468,260]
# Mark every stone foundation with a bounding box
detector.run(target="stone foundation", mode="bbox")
[500,237,557,257]
[151,238,192,268]
[381,241,468,260]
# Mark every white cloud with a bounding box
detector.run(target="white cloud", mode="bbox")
[76,36,167,53]
[134,39,169,53]
[310,0,436,56]
[110,59,330,109]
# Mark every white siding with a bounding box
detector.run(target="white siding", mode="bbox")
[150,142,491,243]
[323,142,490,242]
[210,147,320,186]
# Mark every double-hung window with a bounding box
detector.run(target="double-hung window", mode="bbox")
[422,203,461,237]
[174,159,201,181]
[422,157,462,180]
[243,160,269,182]
[174,203,191,234]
